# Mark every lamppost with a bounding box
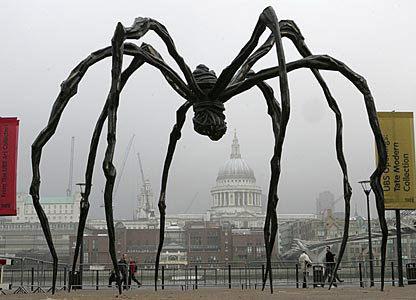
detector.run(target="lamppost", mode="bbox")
[76,182,87,288]
[359,180,374,287]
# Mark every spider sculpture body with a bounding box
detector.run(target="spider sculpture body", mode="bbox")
[30,7,388,295]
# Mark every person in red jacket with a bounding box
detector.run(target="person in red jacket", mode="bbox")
[128,258,141,288]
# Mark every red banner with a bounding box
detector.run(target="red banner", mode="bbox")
[0,118,19,216]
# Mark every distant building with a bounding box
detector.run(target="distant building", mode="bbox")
[209,131,263,228]
[0,220,77,262]
[316,191,335,215]
[12,193,80,223]
[185,221,233,264]
[69,220,275,266]
[232,228,269,261]
[136,179,156,220]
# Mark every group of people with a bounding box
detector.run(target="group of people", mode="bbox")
[299,246,343,288]
[109,248,340,289]
[109,253,142,289]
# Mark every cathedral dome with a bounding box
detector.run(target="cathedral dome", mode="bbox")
[216,131,255,182]
[210,130,263,221]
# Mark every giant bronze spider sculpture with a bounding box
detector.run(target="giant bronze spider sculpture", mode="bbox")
[30,6,387,294]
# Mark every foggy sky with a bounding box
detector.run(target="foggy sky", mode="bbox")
[1,0,415,220]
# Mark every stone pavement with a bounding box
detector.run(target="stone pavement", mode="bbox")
[3,286,416,299]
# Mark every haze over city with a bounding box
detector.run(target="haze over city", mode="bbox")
[1,0,415,219]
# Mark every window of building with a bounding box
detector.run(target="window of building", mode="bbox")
[190,235,202,246]
[207,234,219,246]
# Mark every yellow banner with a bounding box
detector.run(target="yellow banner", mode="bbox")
[377,112,416,210]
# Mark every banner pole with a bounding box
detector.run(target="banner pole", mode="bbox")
[395,209,404,287]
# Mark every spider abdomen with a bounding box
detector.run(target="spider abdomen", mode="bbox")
[192,65,227,141]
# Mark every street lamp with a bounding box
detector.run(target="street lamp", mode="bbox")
[359,180,374,287]
[76,182,87,288]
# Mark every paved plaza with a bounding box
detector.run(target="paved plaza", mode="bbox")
[3,286,416,300]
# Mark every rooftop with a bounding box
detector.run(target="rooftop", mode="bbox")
[21,194,77,205]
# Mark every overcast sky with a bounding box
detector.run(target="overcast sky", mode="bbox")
[1,0,415,220]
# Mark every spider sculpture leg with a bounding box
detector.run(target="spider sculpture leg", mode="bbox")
[155,101,192,290]
[249,80,280,290]
[31,38,190,293]
[228,22,354,290]
[232,37,283,291]
[260,11,291,295]
[70,40,189,288]
[70,55,146,291]
[29,43,138,294]
[122,17,206,286]
[280,20,353,290]
[225,54,388,291]
[31,22,191,292]
[227,8,291,294]
[101,23,127,294]
[207,7,290,293]
[102,24,195,294]
[230,34,284,293]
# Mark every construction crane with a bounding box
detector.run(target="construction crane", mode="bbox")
[66,136,75,196]
[100,134,135,210]
[184,192,199,214]
[136,151,153,218]
[114,134,135,197]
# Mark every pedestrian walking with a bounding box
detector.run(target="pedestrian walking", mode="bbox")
[299,250,312,288]
[118,253,129,290]
[128,258,142,288]
[322,246,343,287]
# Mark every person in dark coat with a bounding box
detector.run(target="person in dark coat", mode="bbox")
[118,253,129,290]
[323,246,343,287]
[108,269,117,287]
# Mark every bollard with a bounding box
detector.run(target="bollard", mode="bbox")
[63,267,67,291]
[37,261,40,290]
[391,261,395,286]
[42,262,45,287]
[31,267,34,292]
[262,264,265,284]
[359,263,363,288]
[185,267,187,290]
[228,265,231,289]
[162,266,165,290]
[295,264,299,288]
[20,258,24,288]
[195,265,198,290]
[215,268,217,286]
[96,270,99,290]
[248,266,251,289]
[244,266,247,288]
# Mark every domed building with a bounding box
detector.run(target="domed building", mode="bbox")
[209,131,264,228]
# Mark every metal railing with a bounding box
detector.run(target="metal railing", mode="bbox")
[0,257,415,294]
